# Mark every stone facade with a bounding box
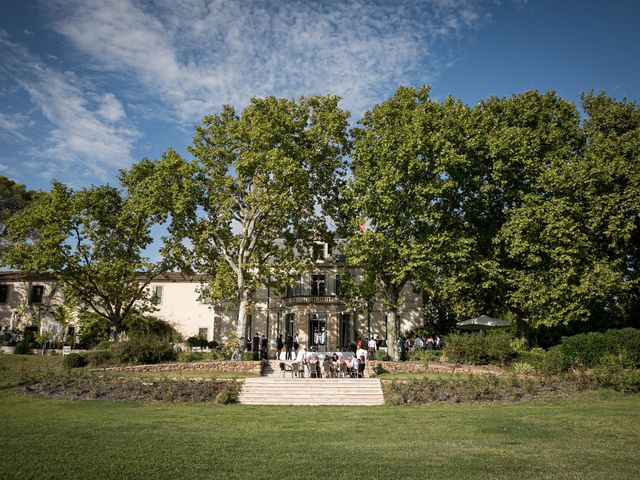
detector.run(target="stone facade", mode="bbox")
[0,243,423,353]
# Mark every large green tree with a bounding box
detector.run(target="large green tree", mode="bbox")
[154,95,349,339]
[497,93,640,336]
[2,166,176,336]
[461,90,584,338]
[0,176,34,256]
[347,86,471,359]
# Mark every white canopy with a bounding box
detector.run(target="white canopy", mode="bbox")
[456,315,510,330]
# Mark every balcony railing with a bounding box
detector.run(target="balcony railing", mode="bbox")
[281,295,344,306]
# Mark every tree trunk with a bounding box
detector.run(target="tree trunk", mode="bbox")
[236,288,250,340]
[515,314,530,347]
[387,309,399,360]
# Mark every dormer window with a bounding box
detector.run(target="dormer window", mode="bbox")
[311,275,326,296]
[312,242,327,262]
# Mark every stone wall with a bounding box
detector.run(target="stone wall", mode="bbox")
[367,361,504,376]
[99,361,263,375]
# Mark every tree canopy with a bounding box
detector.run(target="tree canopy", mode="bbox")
[3,88,638,346]
[2,167,175,335]
[346,86,640,345]
[146,95,350,339]
[0,176,34,257]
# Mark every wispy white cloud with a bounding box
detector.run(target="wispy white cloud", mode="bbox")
[0,36,139,182]
[47,0,493,121]
[0,111,31,142]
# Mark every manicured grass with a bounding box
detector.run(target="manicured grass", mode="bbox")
[2,355,639,479]
[1,389,639,480]
[0,354,63,387]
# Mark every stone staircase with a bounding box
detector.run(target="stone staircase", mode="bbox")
[239,377,385,406]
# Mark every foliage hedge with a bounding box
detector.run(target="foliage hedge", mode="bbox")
[374,350,390,361]
[109,335,177,365]
[383,375,571,405]
[63,353,87,369]
[443,331,516,365]
[177,350,229,362]
[22,372,240,403]
[406,348,441,362]
[13,339,32,355]
[540,328,640,375]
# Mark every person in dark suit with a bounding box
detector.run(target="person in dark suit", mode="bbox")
[285,334,293,360]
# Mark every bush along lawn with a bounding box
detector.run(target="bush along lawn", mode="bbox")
[382,374,584,405]
[18,369,240,404]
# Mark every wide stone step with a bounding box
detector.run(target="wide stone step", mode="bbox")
[239,377,384,406]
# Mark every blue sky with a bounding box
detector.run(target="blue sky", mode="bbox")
[1,0,639,192]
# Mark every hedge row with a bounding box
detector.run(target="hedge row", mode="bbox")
[541,328,640,374]
[23,373,239,404]
[443,330,518,365]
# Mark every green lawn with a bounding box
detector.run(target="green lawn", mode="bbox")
[0,353,62,387]
[2,355,639,479]
[0,390,638,479]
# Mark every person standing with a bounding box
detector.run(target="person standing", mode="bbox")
[285,334,293,360]
[260,334,267,359]
[276,334,284,360]
[293,332,300,356]
[252,333,260,360]
[426,335,434,351]
[367,336,377,359]
[397,337,404,360]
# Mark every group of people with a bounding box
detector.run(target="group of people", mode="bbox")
[356,335,387,359]
[275,333,300,360]
[246,333,268,359]
[281,349,367,378]
[397,334,441,352]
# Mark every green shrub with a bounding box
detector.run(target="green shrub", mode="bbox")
[215,383,239,404]
[177,351,228,362]
[110,335,177,365]
[63,353,87,369]
[510,337,528,353]
[85,349,112,366]
[444,331,516,365]
[240,352,255,361]
[540,345,573,375]
[512,362,536,376]
[558,332,605,369]
[186,336,209,349]
[125,313,180,341]
[178,351,204,362]
[592,353,640,393]
[406,348,441,362]
[515,350,545,370]
[382,375,568,405]
[540,328,640,374]
[604,328,640,367]
[95,340,112,351]
[13,339,32,355]
[76,312,110,348]
[375,350,390,361]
